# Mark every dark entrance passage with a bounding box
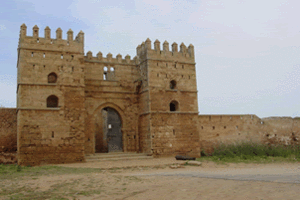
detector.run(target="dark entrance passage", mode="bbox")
[102,107,123,152]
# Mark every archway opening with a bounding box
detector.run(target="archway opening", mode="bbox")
[95,107,123,153]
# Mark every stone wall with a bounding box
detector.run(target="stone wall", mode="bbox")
[199,115,300,154]
[151,113,200,158]
[0,108,17,152]
[14,24,299,166]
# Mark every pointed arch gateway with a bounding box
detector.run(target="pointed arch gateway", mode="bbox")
[95,106,123,153]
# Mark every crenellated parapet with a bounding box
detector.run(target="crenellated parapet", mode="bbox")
[136,38,195,63]
[18,24,84,54]
[84,51,138,65]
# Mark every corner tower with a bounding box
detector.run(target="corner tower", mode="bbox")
[136,38,200,157]
[17,24,86,165]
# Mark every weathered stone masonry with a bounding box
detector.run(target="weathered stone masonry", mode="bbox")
[5,24,297,166]
[16,24,200,165]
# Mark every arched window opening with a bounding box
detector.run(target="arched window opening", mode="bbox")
[170,80,177,89]
[48,72,57,83]
[47,95,58,108]
[169,100,179,112]
[103,72,107,80]
[110,67,114,71]
[104,66,108,71]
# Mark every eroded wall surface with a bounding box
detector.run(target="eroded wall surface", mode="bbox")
[199,115,300,154]
[151,113,200,157]
[0,108,17,164]
[0,108,17,152]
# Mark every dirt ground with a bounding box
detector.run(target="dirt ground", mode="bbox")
[1,158,300,200]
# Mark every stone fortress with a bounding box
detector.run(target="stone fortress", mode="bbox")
[0,24,299,166]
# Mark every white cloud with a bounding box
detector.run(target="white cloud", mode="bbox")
[0,24,6,31]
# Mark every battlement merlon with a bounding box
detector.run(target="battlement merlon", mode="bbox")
[84,51,138,65]
[136,38,195,63]
[18,24,84,54]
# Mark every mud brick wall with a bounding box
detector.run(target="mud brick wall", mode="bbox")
[0,108,17,152]
[151,113,200,158]
[199,115,300,154]
[261,117,300,146]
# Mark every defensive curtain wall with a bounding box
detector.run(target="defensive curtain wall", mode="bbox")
[199,115,300,154]
[0,108,17,164]
[2,109,299,164]
[0,24,299,165]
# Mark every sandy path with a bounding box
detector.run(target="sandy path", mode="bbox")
[1,159,300,200]
[50,157,187,169]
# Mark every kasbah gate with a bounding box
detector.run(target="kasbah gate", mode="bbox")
[0,24,299,166]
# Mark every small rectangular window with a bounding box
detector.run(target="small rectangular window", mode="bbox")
[61,54,63,59]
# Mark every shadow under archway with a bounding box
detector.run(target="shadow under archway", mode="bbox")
[95,107,123,153]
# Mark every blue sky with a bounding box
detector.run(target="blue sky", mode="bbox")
[0,0,299,118]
